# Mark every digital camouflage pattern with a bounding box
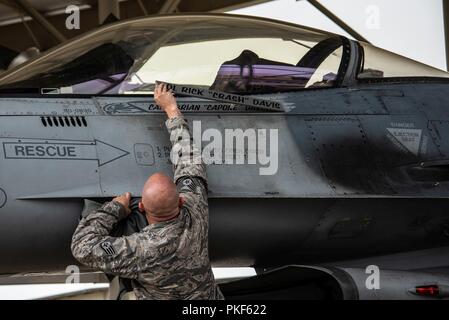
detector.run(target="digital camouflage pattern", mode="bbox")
[71,116,224,300]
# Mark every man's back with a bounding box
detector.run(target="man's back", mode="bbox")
[133,195,218,299]
[71,84,223,300]
[131,114,223,299]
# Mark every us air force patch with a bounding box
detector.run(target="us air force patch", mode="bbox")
[178,177,197,193]
[100,241,116,255]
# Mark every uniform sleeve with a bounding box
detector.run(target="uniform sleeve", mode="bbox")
[71,201,146,278]
[166,116,208,201]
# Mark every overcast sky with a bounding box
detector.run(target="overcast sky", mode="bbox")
[231,0,446,70]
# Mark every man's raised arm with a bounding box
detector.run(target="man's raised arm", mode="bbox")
[154,83,207,197]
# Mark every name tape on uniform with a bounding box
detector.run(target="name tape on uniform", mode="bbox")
[156,81,284,112]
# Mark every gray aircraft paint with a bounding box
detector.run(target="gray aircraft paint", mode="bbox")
[1,82,449,274]
[1,84,449,200]
[0,15,449,289]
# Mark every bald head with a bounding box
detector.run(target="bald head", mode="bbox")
[140,172,180,217]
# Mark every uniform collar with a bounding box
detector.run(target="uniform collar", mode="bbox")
[146,209,183,228]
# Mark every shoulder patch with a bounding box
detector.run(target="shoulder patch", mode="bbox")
[178,177,197,192]
[100,241,116,255]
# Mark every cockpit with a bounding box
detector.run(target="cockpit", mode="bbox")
[0,14,447,95]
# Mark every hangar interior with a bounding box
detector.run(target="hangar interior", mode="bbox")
[0,0,276,70]
[1,0,448,73]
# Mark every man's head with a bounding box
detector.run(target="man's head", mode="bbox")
[138,172,183,222]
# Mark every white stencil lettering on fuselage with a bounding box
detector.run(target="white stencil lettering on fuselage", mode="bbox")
[386,127,422,156]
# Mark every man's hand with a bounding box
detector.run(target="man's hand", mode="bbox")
[154,83,181,119]
[113,192,131,215]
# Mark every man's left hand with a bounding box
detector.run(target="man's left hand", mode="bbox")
[113,192,132,215]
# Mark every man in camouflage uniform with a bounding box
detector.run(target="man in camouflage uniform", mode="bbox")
[71,83,224,300]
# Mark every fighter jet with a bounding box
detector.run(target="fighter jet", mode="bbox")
[1,13,449,299]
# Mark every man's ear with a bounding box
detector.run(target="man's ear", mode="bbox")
[179,196,185,208]
[138,201,145,213]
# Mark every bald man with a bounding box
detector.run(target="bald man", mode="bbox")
[71,83,224,300]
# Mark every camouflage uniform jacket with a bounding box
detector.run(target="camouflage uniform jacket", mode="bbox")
[71,116,224,300]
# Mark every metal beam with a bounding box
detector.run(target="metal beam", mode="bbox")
[0,0,40,48]
[308,0,369,43]
[443,0,449,71]
[0,0,274,52]
[21,14,41,50]
[210,0,271,12]
[159,0,182,14]
[98,0,120,25]
[14,0,66,43]
[137,0,149,16]
[0,0,15,7]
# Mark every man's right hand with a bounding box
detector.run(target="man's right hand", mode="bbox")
[154,83,181,119]
[113,192,132,216]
